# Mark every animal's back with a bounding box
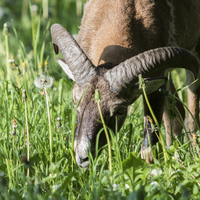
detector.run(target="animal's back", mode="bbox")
[78,0,200,65]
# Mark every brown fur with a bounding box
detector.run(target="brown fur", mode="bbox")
[72,0,200,166]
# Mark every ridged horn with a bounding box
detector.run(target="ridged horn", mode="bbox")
[51,23,96,85]
[104,47,199,93]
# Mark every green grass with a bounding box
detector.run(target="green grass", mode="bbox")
[0,0,200,199]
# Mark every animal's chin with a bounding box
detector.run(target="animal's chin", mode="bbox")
[75,142,92,168]
[75,152,90,168]
[78,160,90,168]
[74,136,107,168]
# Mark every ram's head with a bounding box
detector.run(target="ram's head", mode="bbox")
[51,24,198,168]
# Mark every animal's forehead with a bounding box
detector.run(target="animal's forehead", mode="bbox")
[72,75,121,107]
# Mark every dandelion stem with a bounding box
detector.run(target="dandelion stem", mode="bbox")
[44,87,52,162]
[22,90,29,176]
[4,24,10,81]
[12,137,15,160]
[25,101,29,177]
[4,24,11,140]
[95,89,112,171]
[34,75,54,162]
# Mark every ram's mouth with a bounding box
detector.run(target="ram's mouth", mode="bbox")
[75,154,89,168]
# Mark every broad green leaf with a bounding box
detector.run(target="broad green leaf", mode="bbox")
[122,152,145,171]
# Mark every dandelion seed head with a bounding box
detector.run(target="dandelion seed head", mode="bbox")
[3,23,8,28]
[3,22,9,34]
[56,117,62,128]
[22,90,27,101]
[31,4,38,12]
[34,75,54,89]
[9,59,15,63]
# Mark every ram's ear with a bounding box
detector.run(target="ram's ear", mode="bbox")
[143,77,167,94]
[134,77,167,96]
[56,58,76,81]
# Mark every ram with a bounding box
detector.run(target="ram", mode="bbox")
[51,0,200,168]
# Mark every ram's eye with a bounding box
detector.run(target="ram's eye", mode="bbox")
[115,107,126,116]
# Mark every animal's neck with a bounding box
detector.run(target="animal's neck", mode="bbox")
[78,0,169,66]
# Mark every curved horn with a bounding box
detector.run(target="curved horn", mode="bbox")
[104,47,199,93]
[51,23,96,85]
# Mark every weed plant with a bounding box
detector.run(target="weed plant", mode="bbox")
[0,0,200,199]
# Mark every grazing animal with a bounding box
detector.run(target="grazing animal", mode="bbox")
[51,0,200,168]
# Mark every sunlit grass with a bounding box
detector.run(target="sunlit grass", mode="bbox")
[0,0,200,199]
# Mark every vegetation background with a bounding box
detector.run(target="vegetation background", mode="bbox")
[0,0,200,199]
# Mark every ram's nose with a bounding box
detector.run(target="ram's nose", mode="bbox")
[75,143,90,168]
[76,154,89,168]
